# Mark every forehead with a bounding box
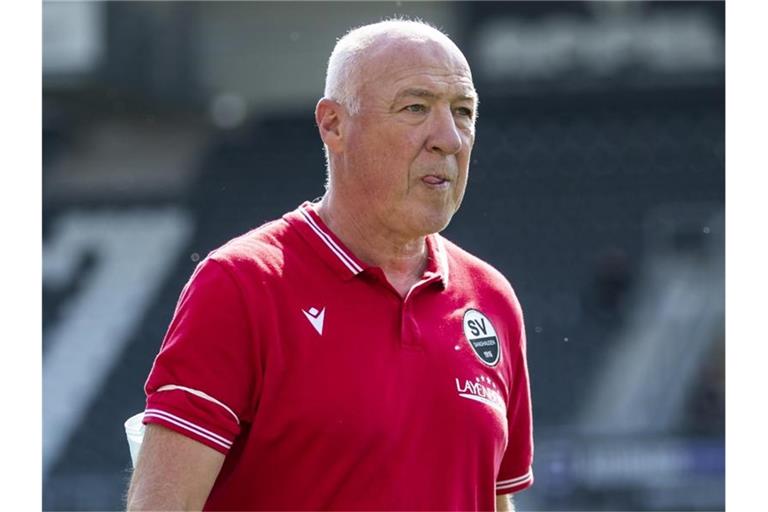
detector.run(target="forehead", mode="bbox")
[359,38,476,103]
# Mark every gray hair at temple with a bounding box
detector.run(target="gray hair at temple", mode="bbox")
[323,19,461,115]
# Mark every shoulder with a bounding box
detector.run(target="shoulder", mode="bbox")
[438,234,523,315]
[202,218,298,283]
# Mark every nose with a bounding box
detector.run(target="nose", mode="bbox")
[426,105,463,155]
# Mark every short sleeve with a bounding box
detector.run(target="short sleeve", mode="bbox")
[143,258,260,454]
[496,310,534,494]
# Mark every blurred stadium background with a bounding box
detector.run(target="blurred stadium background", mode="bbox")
[42,1,724,510]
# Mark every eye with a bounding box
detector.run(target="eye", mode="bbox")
[455,106,474,118]
[404,104,428,113]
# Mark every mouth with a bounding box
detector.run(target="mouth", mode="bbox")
[421,174,452,188]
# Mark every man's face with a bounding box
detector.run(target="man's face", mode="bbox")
[338,37,477,239]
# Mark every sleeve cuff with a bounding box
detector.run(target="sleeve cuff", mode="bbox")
[496,468,533,494]
[143,407,235,454]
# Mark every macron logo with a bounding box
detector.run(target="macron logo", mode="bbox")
[302,307,325,335]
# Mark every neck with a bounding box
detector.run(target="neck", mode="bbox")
[315,193,428,285]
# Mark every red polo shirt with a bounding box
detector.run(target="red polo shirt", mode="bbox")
[143,201,533,510]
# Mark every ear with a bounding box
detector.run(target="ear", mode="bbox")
[315,98,345,154]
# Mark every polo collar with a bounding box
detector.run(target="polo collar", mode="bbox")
[284,201,450,287]
[284,202,366,280]
[426,232,450,288]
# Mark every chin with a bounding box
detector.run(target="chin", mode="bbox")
[415,209,454,235]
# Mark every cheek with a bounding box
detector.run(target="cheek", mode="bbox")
[455,148,472,193]
[374,133,424,185]
[386,129,424,161]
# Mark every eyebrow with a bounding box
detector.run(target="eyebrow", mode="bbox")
[394,87,478,104]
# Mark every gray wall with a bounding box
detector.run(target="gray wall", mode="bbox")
[196,2,459,112]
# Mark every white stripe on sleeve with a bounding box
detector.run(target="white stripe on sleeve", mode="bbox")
[156,384,240,425]
[144,408,233,450]
[496,468,533,489]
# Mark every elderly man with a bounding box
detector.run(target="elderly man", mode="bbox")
[127,19,533,511]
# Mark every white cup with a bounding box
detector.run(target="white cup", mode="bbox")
[124,412,146,468]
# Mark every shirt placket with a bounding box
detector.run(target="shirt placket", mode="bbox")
[400,275,442,349]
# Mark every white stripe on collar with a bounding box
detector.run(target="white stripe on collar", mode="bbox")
[434,235,450,285]
[299,206,363,275]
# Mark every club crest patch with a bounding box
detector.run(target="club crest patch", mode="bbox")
[463,309,501,366]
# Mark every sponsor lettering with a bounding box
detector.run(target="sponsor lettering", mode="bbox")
[455,377,506,413]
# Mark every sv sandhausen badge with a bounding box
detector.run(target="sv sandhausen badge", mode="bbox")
[463,309,501,366]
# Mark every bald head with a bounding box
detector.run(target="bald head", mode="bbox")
[324,19,472,115]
